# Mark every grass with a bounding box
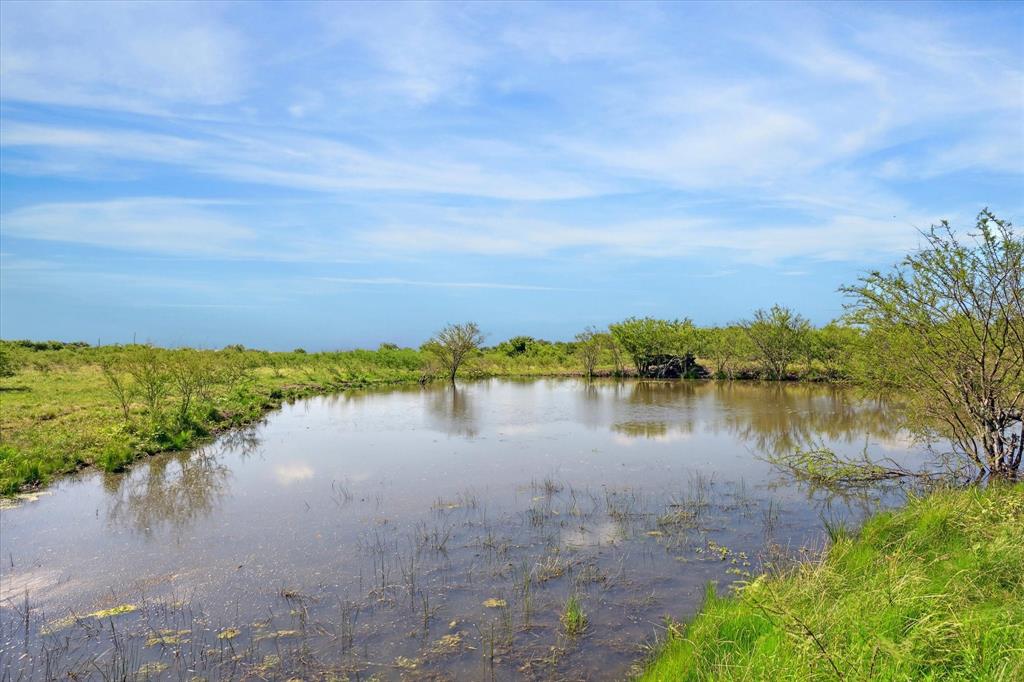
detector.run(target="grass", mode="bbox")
[561,593,588,637]
[639,483,1024,681]
[0,343,589,496]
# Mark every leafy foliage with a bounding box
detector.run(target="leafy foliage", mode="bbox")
[742,306,811,381]
[609,317,699,376]
[843,209,1024,475]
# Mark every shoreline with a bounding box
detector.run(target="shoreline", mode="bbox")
[1,358,852,497]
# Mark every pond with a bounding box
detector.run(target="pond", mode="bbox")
[0,379,926,680]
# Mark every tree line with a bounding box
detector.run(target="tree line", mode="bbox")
[1,210,1020,478]
[424,210,1022,476]
[425,309,859,384]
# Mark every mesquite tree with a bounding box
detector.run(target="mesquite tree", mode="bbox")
[843,209,1023,476]
[575,327,603,378]
[424,322,485,384]
[742,306,811,380]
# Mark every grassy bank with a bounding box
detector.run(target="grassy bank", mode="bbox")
[0,342,587,496]
[640,483,1024,681]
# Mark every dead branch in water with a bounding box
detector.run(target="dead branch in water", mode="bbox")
[764,446,968,490]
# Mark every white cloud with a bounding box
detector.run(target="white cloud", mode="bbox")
[352,204,926,264]
[0,198,254,256]
[316,2,485,105]
[0,2,1019,269]
[2,122,604,201]
[0,0,247,111]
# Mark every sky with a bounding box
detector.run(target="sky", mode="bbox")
[1,0,1022,350]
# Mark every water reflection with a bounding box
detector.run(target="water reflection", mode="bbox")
[425,385,478,437]
[611,421,693,443]
[104,428,260,535]
[625,379,699,406]
[274,462,314,485]
[707,383,898,455]
[105,449,231,536]
[593,381,901,455]
[3,379,925,682]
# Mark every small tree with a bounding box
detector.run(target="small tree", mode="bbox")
[100,357,135,421]
[843,209,1023,476]
[124,346,171,422]
[423,322,485,384]
[575,327,603,378]
[168,350,219,426]
[703,325,749,380]
[742,305,811,380]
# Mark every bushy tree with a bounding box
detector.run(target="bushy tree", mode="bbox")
[609,317,698,376]
[843,209,1023,476]
[168,350,219,426]
[702,326,750,379]
[808,323,860,380]
[124,346,171,421]
[423,322,485,384]
[575,327,603,378]
[742,306,811,380]
[502,335,536,356]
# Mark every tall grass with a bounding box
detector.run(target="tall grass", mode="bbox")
[640,484,1024,681]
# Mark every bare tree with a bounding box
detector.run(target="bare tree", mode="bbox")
[843,209,1023,476]
[424,322,485,384]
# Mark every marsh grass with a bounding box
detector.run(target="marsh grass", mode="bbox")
[640,483,1024,681]
[561,593,587,637]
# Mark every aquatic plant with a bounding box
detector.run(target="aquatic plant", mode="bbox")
[561,593,587,637]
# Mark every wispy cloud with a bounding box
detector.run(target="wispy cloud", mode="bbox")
[0,1,1020,344]
[0,1,247,112]
[318,277,575,292]
[1,198,255,256]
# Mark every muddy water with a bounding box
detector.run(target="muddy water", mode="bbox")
[1,379,923,680]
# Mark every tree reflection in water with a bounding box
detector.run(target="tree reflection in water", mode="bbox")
[103,428,259,535]
[602,381,900,457]
[710,382,899,456]
[425,384,478,437]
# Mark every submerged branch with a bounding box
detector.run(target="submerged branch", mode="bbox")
[764,446,965,490]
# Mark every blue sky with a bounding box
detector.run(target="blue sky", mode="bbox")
[1,1,1022,350]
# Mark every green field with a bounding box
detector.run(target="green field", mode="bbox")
[640,483,1024,681]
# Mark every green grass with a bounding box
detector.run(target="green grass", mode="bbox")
[0,343,592,495]
[562,593,588,637]
[640,483,1024,681]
